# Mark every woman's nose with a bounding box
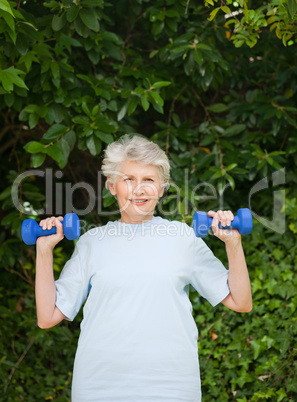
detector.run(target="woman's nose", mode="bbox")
[133,183,145,195]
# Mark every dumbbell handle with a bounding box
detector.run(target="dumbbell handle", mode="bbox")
[206,216,240,230]
[35,225,61,238]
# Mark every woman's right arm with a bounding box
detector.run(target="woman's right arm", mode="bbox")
[35,216,66,329]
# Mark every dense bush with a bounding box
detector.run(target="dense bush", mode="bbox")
[0,0,296,400]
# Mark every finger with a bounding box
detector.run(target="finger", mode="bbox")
[207,210,216,217]
[217,210,228,227]
[48,216,63,230]
[39,219,46,227]
[211,212,220,233]
[219,210,233,227]
[47,216,58,230]
[225,210,234,226]
[40,218,50,231]
[55,217,64,238]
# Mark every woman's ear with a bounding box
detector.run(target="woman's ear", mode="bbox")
[107,176,116,196]
[159,186,165,198]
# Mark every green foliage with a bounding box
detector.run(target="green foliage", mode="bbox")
[194,223,297,400]
[206,0,297,47]
[0,0,296,400]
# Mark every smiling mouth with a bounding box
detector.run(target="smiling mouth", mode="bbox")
[129,199,148,204]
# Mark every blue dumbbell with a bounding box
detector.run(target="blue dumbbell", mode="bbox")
[193,208,253,238]
[21,213,81,245]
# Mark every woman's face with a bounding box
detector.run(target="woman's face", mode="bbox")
[108,160,165,223]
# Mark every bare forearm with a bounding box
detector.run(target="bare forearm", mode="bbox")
[225,239,252,312]
[35,246,58,327]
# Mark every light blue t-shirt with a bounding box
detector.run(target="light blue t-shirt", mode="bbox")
[55,216,230,402]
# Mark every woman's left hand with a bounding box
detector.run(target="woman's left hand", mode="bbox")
[207,210,241,245]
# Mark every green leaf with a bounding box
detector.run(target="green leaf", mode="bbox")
[197,43,212,51]
[152,20,164,36]
[165,9,179,18]
[73,115,89,124]
[224,124,246,136]
[235,39,245,48]
[134,87,144,96]
[287,0,297,19]
[141,93,149,111]
[225,174,235,190]
[94,131,114,144]
[107,100,118,112]
[207,103,228,113]
[64,130,76,150]
[79,8,100,32]
[101,31,123,44]
[226,163,238,171]
[96,116,118,133]
[221,6,231,14]
[0,186,12,201]
[121,88,131,98]
[204,68,213,87]
[149,91,164,107]
[117,102,128,121]
[92,105,99,116]
[86,135,101,156]
[208,7,220,21]
[66,6,79,22]
[31,153,46,168]
[74,15,90,37]
[45,143,64,168]
[127,96,138,116]
[82,102,91,116]
[52,14,66,31]
[43,124,67,141]
[103,195,116,207]
[23,141,45,154]
[16,34,28,55]
[0,67,28,92]
[151,81,171,89]
[250,340,261,359]
[4,93,14,107]
[0,0,15,17]
[193,49,204,66]
[28,113,39,129]
[50,62,60,79]
[184,51,195,76]
[22,52,39,71]
[211,169,225,179]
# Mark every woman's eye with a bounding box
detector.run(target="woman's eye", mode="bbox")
[146,179,153,181]
[124,178,132,181]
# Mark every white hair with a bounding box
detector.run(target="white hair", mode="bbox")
[101,134,171,191]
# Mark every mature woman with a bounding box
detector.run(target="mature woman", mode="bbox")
[36,134,252,402]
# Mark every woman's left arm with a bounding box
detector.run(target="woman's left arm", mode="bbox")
[208,210,253,313]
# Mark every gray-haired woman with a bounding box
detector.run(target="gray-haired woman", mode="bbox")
[35,134,252,401]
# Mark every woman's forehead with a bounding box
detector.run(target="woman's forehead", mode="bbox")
[119,160,159,176]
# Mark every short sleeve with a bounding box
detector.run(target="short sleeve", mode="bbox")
[55,236,91,321]
[190,235,230,307]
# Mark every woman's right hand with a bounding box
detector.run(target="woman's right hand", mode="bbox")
[36,216,64,250]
